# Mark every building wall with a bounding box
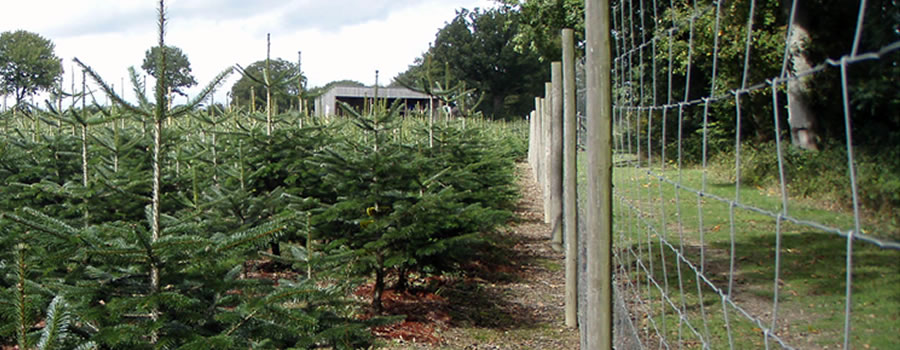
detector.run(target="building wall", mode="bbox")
[314,86,432,116]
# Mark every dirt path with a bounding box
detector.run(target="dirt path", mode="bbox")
[380,163,580,349]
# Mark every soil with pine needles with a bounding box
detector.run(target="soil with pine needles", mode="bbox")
[374,162,581,349]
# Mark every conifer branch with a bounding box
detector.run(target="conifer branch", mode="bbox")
[4,207,79,242]
[73,342,99,350]
[224,309,258,336]
[73,58,147,117]
[216,225,286,253]
[37,295,70,350]
[15,244,29,350]
[128,66,152,110]
[170,67,234,118]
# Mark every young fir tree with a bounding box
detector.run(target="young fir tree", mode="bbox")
[1,1,384,348]
[390,118,519,290]
[313,99,514,311]
[313,100,419,311]
[0,243,97,349]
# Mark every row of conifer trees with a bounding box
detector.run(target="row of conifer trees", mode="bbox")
[0,84,526,349]
[0,1,527,348]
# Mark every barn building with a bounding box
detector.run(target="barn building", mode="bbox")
[313,86,433,116]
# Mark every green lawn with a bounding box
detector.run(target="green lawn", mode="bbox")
[579,154,900,349]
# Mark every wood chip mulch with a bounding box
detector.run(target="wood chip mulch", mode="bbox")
[377,162,581,349]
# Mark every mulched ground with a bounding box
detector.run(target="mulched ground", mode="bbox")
[368,162,581,349]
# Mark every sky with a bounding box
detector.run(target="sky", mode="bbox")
[0,0,495,106]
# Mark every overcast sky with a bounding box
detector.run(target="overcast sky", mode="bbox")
[1,0,494,105]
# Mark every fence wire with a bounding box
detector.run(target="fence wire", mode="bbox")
[573,0,900,349]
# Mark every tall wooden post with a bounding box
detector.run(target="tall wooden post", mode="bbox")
[542,82,553,224]
[529,109,536,169]
[562,28,579,329]
[534,97,543,183]
[585,0,613,348]
[550,62,564,252]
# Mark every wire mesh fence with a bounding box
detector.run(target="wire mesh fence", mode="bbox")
[529,0,899,349]
[599,0,898,348]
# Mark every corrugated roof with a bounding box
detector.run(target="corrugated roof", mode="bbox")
[326,86,430,99]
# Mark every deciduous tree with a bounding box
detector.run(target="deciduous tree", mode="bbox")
[497,0,585,62]
[0,30,62,108]
[396,8,546,118]
[230,58,305,113]
[141,45,197,97]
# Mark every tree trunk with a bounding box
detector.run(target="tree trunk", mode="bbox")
[394,266,409,293]
[373,252,385,312]
[492,95,503,118]
[271,241,281,257]
[785,1,819,150]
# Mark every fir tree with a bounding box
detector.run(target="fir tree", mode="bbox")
[313,99,517,311]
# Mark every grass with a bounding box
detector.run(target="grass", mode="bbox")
[583,153,900,349]
[535,258,564,272]
[705,141,900,242]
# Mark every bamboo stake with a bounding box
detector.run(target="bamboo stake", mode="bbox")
[266,33,272,136]
[81,70,90,227]
[251,86,256,113]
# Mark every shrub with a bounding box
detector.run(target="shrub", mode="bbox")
[709,140,900,238]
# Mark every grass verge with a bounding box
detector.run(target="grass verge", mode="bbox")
[607,161,899,349]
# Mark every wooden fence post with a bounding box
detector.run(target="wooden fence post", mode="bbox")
[542,82,553,224]
[535,97,544,184]
[529,109,537,171]
[550,62,564,252]
[562,28,578,329]
[585,0,613,348]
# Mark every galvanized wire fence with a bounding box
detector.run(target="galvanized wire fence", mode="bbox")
[531,0,899,349]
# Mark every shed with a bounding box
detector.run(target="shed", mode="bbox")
[313,86,433,116]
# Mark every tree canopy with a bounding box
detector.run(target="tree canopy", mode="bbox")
[141,45,197,97]
[493,0,897,151]
[395,8,546,118]
[230,58,305,112]
[0,30,63,107]
[789,0,899,148]
[605,0,899,153]
[497,0,585,62]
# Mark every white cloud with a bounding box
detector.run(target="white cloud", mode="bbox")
[0,0,494,105]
